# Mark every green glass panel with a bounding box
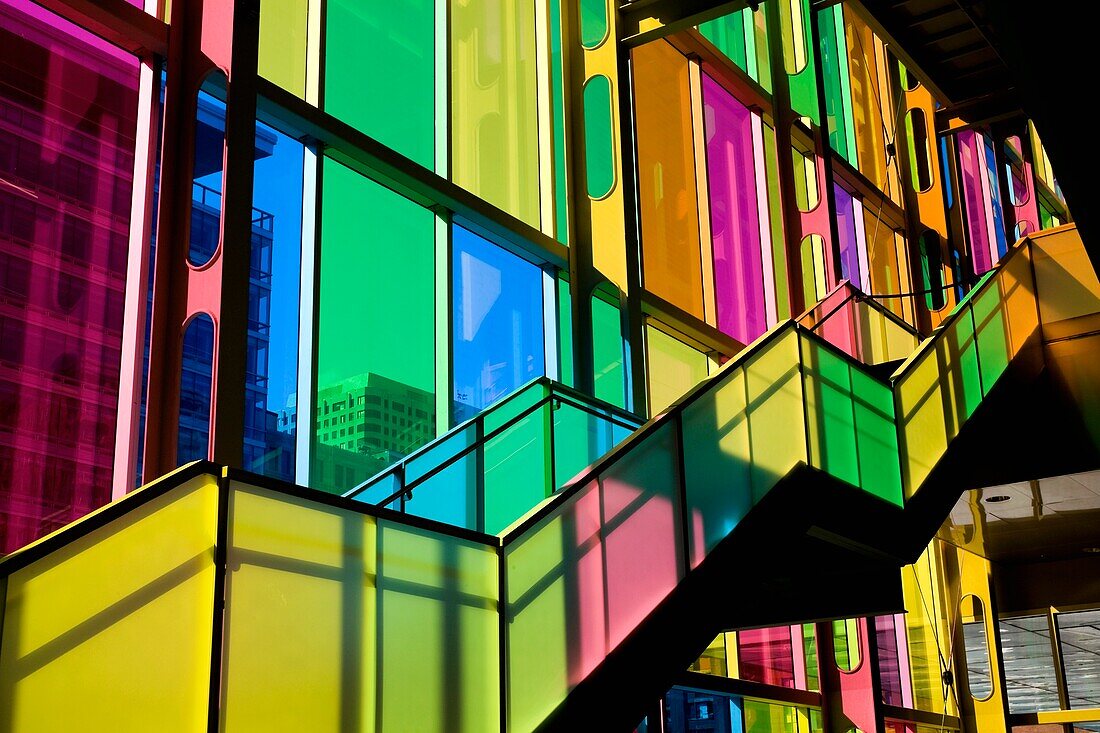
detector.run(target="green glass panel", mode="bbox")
[258,0,308,97]
[326,0,436,169]
[558,276,575,387]
[378,520,500,732]
[699,11,749,71]
[484,405,552,534]
[850,369,903,505]
[550,0,569,243]
[580,0,608,48]
[314,159,436,493]
[552,399,633,489]
[744,700,800,733]
[453,0,541,227]
[745,329,806,500]
[802,338,860,488]
[646,326,710,416]
[832,618,861,671]
[802,624,820,691]
[972,281,1010,391]
[583,74,616,199]
[818,5,855,164]
[783,0,819,124]
[682,365,752,562]
[483,381,548,436]
[593,295,627,409]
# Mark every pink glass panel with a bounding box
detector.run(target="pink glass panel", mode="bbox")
[0,0,140,552]
[738,626,796,687]
[703,74,767,345]
[958,130,994,274]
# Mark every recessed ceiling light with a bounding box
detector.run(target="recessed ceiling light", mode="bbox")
[1083,547,1100,554]
[984,495,1011,503]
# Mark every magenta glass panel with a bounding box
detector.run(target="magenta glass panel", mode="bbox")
[834,184,862,290]
[703,74,767,345]
[0,0,140,552]
[738,626,796,688]
[957,130,994,274]
[876,615,904,705]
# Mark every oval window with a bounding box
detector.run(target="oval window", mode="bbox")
[583,75,616,199]
[961,594,994,700]
[905,108,934,193]
[178,313,215,464]
[188,72,228,267]
[580,0,608,49]
[833,618,862,672]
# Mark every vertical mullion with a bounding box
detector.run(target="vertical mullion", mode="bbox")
[1049,608,1071,710]
[206,470,231,733]
[295,144,321,486]
[436,210,454,437]
[113,54,161,497]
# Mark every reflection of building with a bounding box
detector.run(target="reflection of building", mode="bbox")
[313,373,435,489]
[0,4,138,552]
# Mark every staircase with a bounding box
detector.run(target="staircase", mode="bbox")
[2,226,1097,733]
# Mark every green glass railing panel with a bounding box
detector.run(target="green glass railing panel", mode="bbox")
[484,405,552,534]
[850,368,902,506]
[745,328,807,501]
[802,336,860,488]
[947,305,984,423]
[406,451,479,528]
[484,381,549,435]
[552,399,632,489]
[972,278,1011,393]
[682,363,752,563]
[406,424,477,485]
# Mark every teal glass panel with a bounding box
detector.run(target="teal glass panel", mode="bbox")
[552,399,632,489]
[484,404,552,533]
[326,0,436,169]
[314,159,436,493]
[972,281,1010,392]
[403,427,478,529]
[583,74,616,199]
[580,0,608,48]
[483,381,548,436]
[452,226,547,423]
[593,294,627,409]
[802,337,860,488]
[850,369,902,505]
[558,275,575,387]
[682,363,752,562]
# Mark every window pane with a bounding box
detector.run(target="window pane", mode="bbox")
[313,159,436,493]
[0,0,139,552]
[999,615,1061,712]
[178,315,215,463]
[452,226,546,422]
[646,326,709,416]
[190,80,226,266]
[739,627,795,687]
[1058,609,1100,709]
[244,121,303,482]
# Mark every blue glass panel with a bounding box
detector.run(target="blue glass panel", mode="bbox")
[190,81,226,265]
[178,314,214,463]
[452,226,546,422]
[245,119,303,482]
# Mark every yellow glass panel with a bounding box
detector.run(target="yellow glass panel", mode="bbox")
[221,483,377,732]
[902,544,955,715]
[745,328,806,499]
[845,13,889,195]
[864,207,910,322]
[1000,244,1039,356]
[259,0,309,97]
[1032,228,1100,325]
[634,40,705,318]
[897,348,947,496]
[1,475,219,733]
[646,325,710,415]
[452,0,541,227]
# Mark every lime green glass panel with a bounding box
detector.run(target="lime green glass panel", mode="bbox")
[801,337,860,488]
[763,123,790,319]
[850,369,902,505]
[972,280,1010,391]
[314,159,436,493]
[259,0,308,97]
[682,365,752,562]
[744,700,800,733]
[377,520,500,732]
[593,295,627,409]
[453,0,541,227]
[583,74,616,199]
[580,0,608,48]
[897,348,947,494]
[832,618,861,671]
[484,404,552,533]
[221,483,378,731]
[699,10,749,71]
[802,624,819,691]
[1,475,218,733]
[326,0,436,169]
[646,326,710,416]
[745,329,806,500]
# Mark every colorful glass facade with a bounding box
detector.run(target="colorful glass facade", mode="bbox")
[0,0,1097,732]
